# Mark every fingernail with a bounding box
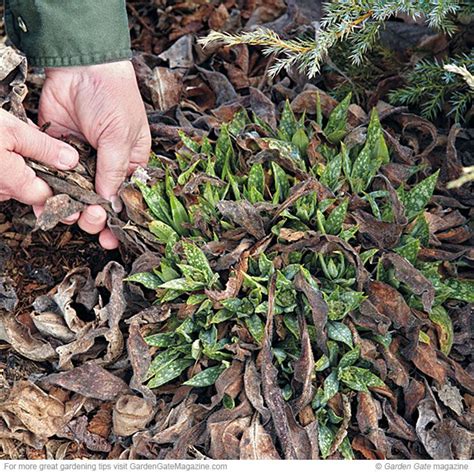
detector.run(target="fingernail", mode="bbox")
[86,206,104,223]
[110,195,123,213]
[59,147,78,168]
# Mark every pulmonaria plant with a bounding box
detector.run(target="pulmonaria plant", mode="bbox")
[127,94,473,458]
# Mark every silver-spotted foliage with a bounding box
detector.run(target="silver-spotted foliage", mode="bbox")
[127,95,472,458]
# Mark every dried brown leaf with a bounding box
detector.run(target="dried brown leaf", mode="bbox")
[41,362,129,401]
[239,416,280,460]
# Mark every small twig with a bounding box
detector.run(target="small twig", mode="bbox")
[126,3,154,33]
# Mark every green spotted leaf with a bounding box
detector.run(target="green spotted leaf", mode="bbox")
[278,99,298,141]
[320,151,342,191]
[370,333,393,349]
[338,345,360,369]
[419,330,431,345]
[149,220,179,245]
[223,393,235,409]
[324,92,351,143]
[338,366,385,392]
[272,162,290,203]
[444,278,474,303]
[394,237,420,265]
[246,163,265,202]
[313,371,340,410]
[410,215,430,246]
[165,170,190,235]
[339,435,355,460]
[292,128,310,156]
[177,264,207,283]
[209,309,234,325]
[327,321,353,348]
[350,145,374,194]
[135,180,173,227]
[318,423,335,459]
[183,365,226,387]
[125,272,162,290]
[315,353,330,372]
[178,130,201,153]
[182,241,214,284]
[177,159,201,186]
[145,332,175,347]
[147,347,180,377]
[187,294,208,305]
[147,357,194,388]
[263,139,305,170]
[398,171,439,221]
[215,123,234,175]
[158,278,205,292]
[429,306,454,355]
[228,109,249,136]
[326,288,366,320]
[351,108,388,193]
[245,314,265,344]
[325,199,349,235]
[154,260,180,283]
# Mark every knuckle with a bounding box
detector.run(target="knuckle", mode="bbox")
[104,167,128,182]
[3,123,20,150]
[14,165,35,193]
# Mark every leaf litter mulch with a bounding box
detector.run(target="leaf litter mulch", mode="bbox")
[0,0,473,462]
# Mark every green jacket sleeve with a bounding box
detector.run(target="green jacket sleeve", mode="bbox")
[4,0,132,67]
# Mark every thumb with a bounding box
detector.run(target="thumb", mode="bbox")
[95,141,130,200]
[10,119,79,170]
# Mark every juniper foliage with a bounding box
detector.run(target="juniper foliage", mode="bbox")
[201,0,471,78]
[389,53,474,123]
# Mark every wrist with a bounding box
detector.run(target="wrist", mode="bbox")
[45,60,133,76]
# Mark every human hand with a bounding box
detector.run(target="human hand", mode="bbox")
[37,60,151,249]
[0,109,79,205]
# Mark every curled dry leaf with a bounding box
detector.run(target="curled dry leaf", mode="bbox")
[411,343,447,385]
[62,416,111,453]
[0,44,28,119]
[127,322,155,403]
[41,362,129,401]
[0,382,67,439]
[206,360,244,409]
[356,391,388,457]
[294,271,328,355]
[404,378,426,419]
[367,280,414,330]
[290,309,315,414]
[113,395,155,437]
[30,312,75,343]
[34,194,85,232]
[148,67,183,112]
[261,276,312,459]
[209,415,252,459]
[0,277,18,312]
[217,200,266,240]
[353,210,403,249]
[0,311,56,362]
[249,87,277,129]
[416,396,472,460]
[383,400,416,441]
[435,381,464,416]
[239,415,280,460]
[382,253,435,312]
[243,359,271,425]
[206,251,249,302]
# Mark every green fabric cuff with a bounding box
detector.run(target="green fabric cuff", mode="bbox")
[4,0,132,67]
